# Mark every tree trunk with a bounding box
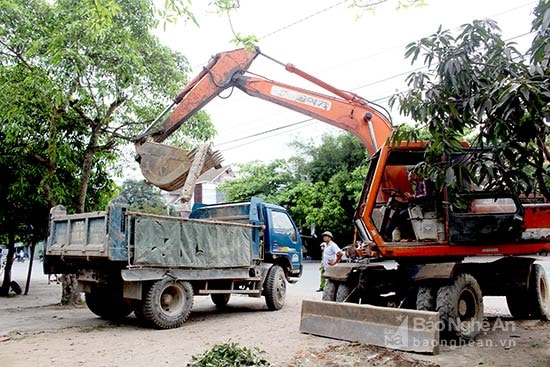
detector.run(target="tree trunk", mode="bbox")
[0,231,16,297]
[62,128,100,305]
[61,274,81,306]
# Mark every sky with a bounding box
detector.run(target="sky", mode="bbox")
[142,0,538,170]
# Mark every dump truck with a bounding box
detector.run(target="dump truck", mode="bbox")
[44,196,303,329]
[121,47,548,351]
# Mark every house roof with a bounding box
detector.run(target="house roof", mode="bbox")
[197,165,234,183]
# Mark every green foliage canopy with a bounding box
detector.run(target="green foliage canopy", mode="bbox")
[219,134,368,243]
[390,0,550,199]
[0,0,218,269]
[121,179,167,215]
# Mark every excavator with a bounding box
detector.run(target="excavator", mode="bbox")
[134,47,550,353]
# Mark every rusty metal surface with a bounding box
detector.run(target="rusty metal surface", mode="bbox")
[135,142,223,192]
[413,263,458,281]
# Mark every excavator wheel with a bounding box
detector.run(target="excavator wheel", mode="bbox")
[529,264,550,320]
[335,283,356,303]
[506,264,550,320]
[436,273,483,340]
[416,286,436,311]
[322,280,337,301]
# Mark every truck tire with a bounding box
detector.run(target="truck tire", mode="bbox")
[322,279,337,301]
[85,287,133,320]
[211,293,231,307]
[264,265,286,310]
[133,301,145,322]
[142,278,193,329]
[416,286,436,311]
[529,264,550,320]
[436,273,483,340]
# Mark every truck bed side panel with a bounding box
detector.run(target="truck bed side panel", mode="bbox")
[133,217,252,268]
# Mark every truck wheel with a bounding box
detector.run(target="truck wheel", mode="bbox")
[211,293,231,307]
[322,279,337,301]
[529,264,550,320]
[85,287,133,320]
[264,265,286,310]
[133,301,145,322]
[436,273,483,340]
[142,278,193,329]
[416,286,436,311]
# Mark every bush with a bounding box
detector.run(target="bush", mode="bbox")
[187,342,271,367]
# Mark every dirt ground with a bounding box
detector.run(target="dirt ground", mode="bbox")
[1,261,549,367]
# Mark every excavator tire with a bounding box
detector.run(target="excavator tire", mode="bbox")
[506,290,531,319]
[416,286,436,311]
[506,264,550,320]
[335,283,354,303]
[436,273,483,340]
[529,264,550,320]
[322,279,337,301]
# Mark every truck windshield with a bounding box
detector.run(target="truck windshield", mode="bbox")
[271,211,297,242]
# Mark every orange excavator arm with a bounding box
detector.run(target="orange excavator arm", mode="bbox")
[135,47,393,190]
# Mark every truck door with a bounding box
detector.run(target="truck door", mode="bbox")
[265,208,302,268]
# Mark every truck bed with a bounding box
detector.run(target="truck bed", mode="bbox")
[46,200,259,269]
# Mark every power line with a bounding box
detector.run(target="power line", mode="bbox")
[210,2,537,154]
[258,0,350,40]
[215,27,536,153]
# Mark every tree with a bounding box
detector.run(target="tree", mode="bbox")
[219,133,369,244]
[0,0,215,300]
[390,0,550,200]
[121,179,167,215]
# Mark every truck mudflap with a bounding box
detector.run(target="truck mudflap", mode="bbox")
[300,300,440,354]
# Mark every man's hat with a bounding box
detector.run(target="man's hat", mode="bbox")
[321,231,333,239]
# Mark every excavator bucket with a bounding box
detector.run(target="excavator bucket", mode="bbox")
[135,141,223,193]
[300,300,440,354]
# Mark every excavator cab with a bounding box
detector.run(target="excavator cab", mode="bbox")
[364,146,445,243]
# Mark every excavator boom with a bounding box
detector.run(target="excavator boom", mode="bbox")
[134,48,393,192]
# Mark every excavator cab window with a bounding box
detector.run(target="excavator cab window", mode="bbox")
[371,149,444,242]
